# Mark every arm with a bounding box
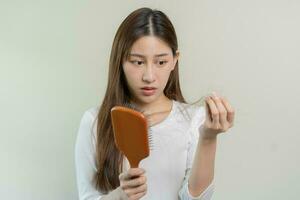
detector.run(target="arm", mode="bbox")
[75,109,129,200]
[187,92,234,198]
[188,136,217,197]
[178,132,216,200]
[179,92,234,199]
[178,107,215,200]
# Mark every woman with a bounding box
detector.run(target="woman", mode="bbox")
[75,7,235,200]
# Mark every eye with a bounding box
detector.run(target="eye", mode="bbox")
[130,60,144,66]
[157,60,168,66]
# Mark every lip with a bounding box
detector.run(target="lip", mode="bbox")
[141,87,157,96]
[141,87,157,90]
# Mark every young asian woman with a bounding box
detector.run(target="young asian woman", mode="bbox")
[75,7,235,200]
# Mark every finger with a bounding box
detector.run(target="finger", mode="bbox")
[205,96,213,123]
[123,175,147,188]
[221,96,235,124]
[127,168,146,180]
[129,191,147,200]
[120,168,145,181]
[211,92,228,127]
[126,183,147,196]
[206,96,219,127]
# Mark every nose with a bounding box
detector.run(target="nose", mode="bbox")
[142,65,155,83]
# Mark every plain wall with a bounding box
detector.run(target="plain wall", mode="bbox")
[1,0,299,199]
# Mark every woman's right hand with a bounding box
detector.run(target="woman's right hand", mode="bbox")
[119,168,147,200]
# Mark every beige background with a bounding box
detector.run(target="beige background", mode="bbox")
[1,0,299,199]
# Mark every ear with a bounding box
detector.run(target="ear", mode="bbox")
[171,50,180,71]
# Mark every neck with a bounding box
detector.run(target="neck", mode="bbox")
[130,95,172,115]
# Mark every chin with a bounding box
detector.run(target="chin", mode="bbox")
[134,94,159,105]
[140,96,157,104]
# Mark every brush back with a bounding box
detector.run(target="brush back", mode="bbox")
[111,106,150,168]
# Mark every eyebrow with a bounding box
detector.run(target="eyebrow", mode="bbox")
[129,53,169,58]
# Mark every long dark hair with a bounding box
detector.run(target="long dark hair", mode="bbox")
[93,7,188,193]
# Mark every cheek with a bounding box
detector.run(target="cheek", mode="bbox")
[123,66,141,85]
[159,69,172,83]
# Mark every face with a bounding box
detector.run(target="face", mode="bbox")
[122,36,179,106]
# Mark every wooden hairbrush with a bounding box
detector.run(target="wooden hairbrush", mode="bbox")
[110,104,152,168]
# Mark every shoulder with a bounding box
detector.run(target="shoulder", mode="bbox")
[78,106,100,130]
[77,106,100,141]
[82,106,100,120]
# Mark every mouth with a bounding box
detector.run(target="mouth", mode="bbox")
[141,87,157,96]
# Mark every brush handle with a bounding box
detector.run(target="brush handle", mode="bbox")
[129,159,140,168]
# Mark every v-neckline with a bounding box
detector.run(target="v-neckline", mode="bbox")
[148,100,176,128]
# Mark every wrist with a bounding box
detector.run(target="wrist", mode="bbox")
[200,135,217,145]
[199,126,217,142]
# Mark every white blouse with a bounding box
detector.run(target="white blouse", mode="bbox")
[75,100,215,200]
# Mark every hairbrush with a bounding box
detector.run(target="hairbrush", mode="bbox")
[110,103,153,168]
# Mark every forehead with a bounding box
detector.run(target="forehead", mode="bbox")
[129,36,172,57]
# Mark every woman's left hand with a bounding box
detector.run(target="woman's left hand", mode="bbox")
[199,91,235,140]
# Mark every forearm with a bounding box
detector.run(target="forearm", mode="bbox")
[188,136,217,197]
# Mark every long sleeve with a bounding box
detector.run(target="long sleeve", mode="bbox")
[178,106,215,200]
[75,110,103,200]
[75,109,129,200]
